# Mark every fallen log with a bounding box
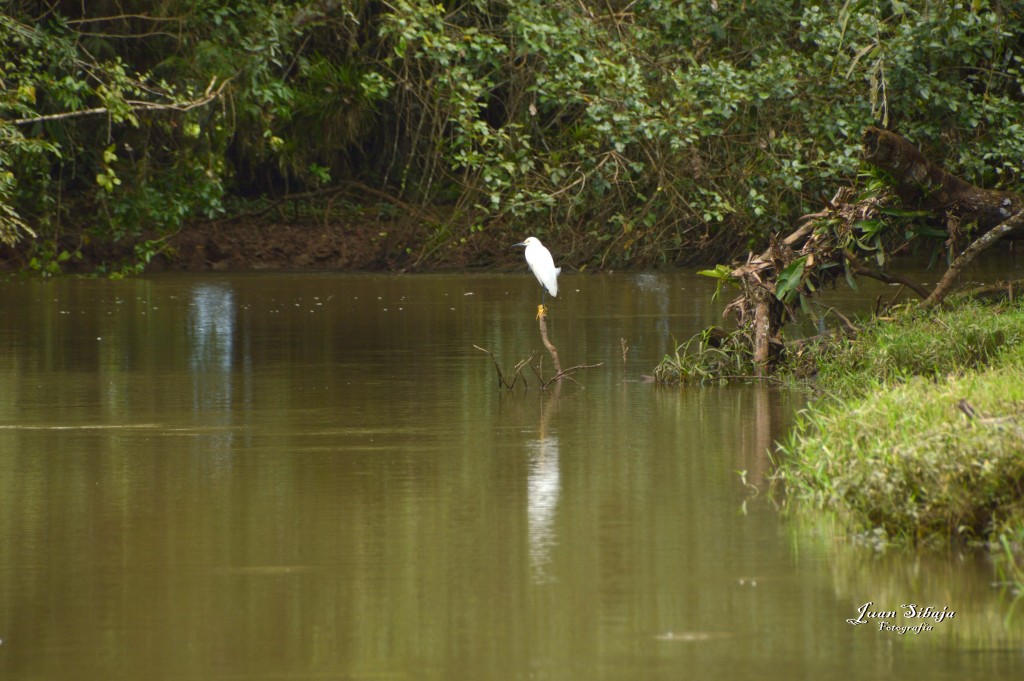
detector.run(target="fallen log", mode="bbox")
[862,126,1024,237]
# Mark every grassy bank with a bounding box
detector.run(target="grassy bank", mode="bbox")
[773,298,1024,575]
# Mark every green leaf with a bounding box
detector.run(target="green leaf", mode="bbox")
[844,257,858,290]
[854,219,885,237]
[697,264,734,281]
[698,264,738,301]
[775,256,807,302]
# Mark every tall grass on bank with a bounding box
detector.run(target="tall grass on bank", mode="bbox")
[812,302,1024,398]
[775,299,1024,567]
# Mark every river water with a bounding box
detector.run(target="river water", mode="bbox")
[0,271,1021,680]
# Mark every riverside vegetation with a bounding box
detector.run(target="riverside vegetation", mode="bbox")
[776,296,1024,547]
[781,296,1024,584]
[2,2,1024,272]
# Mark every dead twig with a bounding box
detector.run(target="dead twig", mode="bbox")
[474,345,533,391]
[823,306,858,335]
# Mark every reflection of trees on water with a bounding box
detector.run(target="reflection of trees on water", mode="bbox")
[791,513,1024,649]
[528,435,561,584]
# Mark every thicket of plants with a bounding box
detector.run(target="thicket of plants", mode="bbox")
[2,0,1023,271]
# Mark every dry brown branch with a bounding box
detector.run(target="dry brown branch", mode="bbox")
[473,345,534,390]
[843,250,931,299]
[537,310,563,377]
[782,221,815,247]
[542,362,605,389]
[823,306,858,335]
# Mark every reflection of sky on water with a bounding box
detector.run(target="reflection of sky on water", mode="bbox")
[527,436,560,584]
[188,284,236,454]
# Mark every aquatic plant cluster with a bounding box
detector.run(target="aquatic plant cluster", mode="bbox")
[651,327,758,384]
[774,298,1024,569]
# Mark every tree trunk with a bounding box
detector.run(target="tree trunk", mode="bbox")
[752,297,771,374]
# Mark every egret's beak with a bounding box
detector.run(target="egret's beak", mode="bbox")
[512,242,527,248]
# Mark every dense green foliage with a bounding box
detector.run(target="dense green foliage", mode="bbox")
[2,1,1023,270]
[775,298,1024,562]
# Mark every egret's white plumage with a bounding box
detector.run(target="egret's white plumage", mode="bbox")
[514,237,560,297]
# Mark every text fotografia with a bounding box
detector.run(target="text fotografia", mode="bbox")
[847,602,955,634]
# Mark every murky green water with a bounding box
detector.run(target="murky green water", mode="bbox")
[0,271,1021,680]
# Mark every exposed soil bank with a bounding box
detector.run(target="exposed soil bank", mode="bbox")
[166,219,455,272]
[0,216,534,274]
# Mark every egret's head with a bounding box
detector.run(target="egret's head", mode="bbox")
[513,236,538,248]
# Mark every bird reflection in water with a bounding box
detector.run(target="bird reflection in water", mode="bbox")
[527,435,561,583]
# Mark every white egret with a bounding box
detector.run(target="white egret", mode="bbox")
[514,236,561,318]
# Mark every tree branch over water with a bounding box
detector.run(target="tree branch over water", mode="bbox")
[13,77,229,126]
[922,210,1024,309]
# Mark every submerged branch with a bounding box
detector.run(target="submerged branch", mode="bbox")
[843,250,931,299]
[541,362,604,389]
[537,310,563,378]
[474,310,602,391]
[473,345,533,390]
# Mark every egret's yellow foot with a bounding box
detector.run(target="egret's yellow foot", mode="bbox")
[536,304,548,320]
